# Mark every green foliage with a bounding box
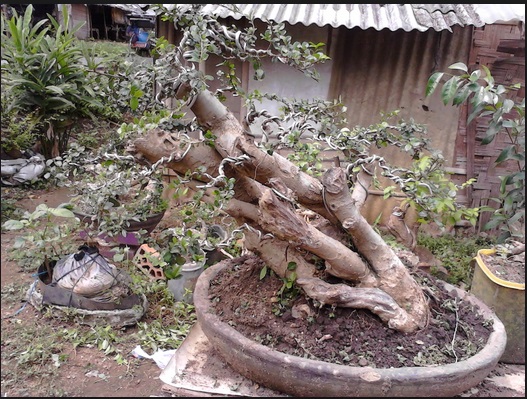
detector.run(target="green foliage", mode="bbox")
[1,5,105,158]
[45,143,168,241]
[324,111,482,229]
[427,62,525,242]
[0,194,24,226]
[0,93,38,154]
[155,227,207,279]
[126,265,197,352]
[417,232,495,286]
[1,6,158,158]
[271,262,300,316]
[150,4,330,107]
[135,302,196,352]
[2,203,80,270]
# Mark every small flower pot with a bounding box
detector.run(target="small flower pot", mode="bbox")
[167,261,205,304]
[470,248,525,364]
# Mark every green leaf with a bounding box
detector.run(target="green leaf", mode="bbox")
[481,64,494,85]
[495,146,513,164]
[452,85,471,106]
[469,70,481,82]
[45,85,65,95]
[259,265,268,280]
[49,208,75,218]
[448,62,468,72]
[425,72,443,97]
[483,217,504,231]
[480,122,501,145]
[130,97,139,111]
[441,76,460,105]
[2,220,25,230]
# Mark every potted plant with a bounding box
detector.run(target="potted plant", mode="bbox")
[193,256,506,397]
[427,62,525,364]
[155,226,208,303]
[107,5,508,394]
[47,142,169,259]
[2,203,80,278]
[2,204,148,325]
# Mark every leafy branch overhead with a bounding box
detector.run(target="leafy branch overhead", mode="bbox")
[427,62,525,242]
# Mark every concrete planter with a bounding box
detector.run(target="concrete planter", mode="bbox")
[470,248,525,364]
[194,258,507,397]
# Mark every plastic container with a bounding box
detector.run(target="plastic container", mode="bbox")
[137,31,149,42]
[470,248,525,364]
[167,261,205,304]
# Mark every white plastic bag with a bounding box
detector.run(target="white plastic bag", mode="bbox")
[52,246,123,299]
[1,154,45,185]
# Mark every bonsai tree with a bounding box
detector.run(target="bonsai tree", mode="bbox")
[42,141,169,261]
[124,4,481,333]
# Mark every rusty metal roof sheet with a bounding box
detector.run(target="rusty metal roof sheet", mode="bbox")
[167,4,524,32]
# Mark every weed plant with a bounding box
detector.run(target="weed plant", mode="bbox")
[417,232,495,286]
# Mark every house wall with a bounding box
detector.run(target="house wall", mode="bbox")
[327,25,474,223]
[457,22,525,231]
[72,4,90,40]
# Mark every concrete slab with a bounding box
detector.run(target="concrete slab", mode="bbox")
[159,322,286,397]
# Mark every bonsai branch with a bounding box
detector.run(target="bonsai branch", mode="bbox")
[297,277,420,332]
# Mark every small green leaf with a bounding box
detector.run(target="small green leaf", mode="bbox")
[495,146,513,164]
[2,220,25,230]
[452,85,471,106]
[448,62,468,72]
[441,76,460,105]
[49,208,75,218]
[113,253,125,262]
[259,265,268,280]
[130,97,139,111]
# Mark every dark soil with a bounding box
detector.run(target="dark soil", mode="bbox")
[480,249,525,285]
[208,255,494,369]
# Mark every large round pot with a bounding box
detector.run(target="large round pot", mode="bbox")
[194,258,507,397]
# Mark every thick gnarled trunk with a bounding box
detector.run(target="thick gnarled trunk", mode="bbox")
[134,89,430,333]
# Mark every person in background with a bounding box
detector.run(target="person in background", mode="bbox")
[126,23,139,43]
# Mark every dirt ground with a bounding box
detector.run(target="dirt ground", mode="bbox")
[1,187,170,397]
[1,186,524,397]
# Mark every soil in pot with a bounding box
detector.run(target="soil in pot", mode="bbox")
[207,255,494,369]
[478,251,525,285]
[196,255,505,397]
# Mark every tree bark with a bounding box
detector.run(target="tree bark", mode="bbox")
[133,89,431,332]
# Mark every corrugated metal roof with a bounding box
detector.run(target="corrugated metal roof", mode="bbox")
[167,4,524,32]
